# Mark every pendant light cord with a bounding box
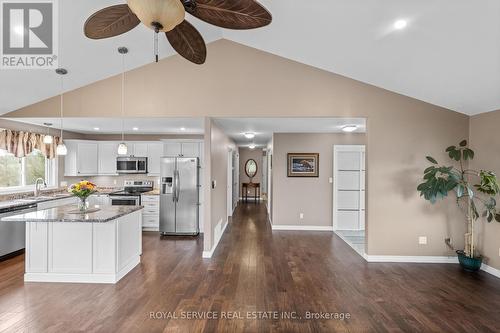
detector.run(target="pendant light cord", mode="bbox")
[121,52,125,142]
[60,76,64,141]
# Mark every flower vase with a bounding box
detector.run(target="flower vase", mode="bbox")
[78,197,89,213]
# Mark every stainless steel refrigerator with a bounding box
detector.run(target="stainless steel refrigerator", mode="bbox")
[160,157,200,236]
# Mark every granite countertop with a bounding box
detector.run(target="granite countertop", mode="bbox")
[0,188,122,212]
[1,205,144,223]
[142,189,160,195]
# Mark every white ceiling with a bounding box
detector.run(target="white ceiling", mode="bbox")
[8,117,205,135]
[0,0,222,115]
[222,0,500,115]
[214,117,366,147]
[1,1,499,116]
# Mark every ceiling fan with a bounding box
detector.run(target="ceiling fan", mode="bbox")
[84,0,272,65]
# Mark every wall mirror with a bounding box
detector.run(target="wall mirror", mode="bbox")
[245,159,258,180]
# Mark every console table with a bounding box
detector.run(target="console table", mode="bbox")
[242,183,261,203]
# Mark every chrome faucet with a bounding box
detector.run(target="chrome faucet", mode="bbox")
[34,178,47,197]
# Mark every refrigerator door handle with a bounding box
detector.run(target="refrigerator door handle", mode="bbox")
[172,170,177,202]
[175,170,180,202]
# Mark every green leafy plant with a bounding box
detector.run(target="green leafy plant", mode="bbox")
[417,140,500,259]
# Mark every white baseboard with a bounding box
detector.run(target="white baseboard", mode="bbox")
[271,225,334,231]
[481,263,500,278]
[202,218,229,259]
[364,255,499,279]
[24,256,140,284]
[364,255,459,264]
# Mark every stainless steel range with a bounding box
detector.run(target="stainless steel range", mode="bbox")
[109,180,154,206]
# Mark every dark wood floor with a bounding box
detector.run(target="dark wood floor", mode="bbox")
[0,203,499,332]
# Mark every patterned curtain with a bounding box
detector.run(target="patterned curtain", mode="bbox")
[0,130,61,159]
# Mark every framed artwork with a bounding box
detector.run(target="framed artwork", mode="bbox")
[287,153,319,177]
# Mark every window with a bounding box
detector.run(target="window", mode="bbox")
[0,149,57,192]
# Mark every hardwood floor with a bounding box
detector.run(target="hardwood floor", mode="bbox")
[0,203,499,332]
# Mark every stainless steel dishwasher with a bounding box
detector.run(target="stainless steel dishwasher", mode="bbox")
[0,203,37,260]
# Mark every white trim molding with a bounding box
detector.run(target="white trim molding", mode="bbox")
[364,255,458,264]
[202,218,229,258]
[481,263,500,278]
[364,255,500,279]
[272,225,334,231]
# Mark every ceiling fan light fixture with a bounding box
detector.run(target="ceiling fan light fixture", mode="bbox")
[244,132,256,139]
[127,0,185,32]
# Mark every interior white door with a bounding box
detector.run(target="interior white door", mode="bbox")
[333,145,366,231]
[227,150,233,217]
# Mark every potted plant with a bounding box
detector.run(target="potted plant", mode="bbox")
[68,180,97,212]
[417,140,500,272]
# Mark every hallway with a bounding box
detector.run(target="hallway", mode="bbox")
[0,203,499,332]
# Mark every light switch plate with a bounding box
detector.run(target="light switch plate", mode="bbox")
[329,177,333,184]
[418,236,427,245]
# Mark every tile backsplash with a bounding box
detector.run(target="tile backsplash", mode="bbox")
[63,174,160,189]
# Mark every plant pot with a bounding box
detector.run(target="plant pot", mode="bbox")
[456,250,483,272]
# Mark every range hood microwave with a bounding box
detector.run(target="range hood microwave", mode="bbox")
[116,156,148,174]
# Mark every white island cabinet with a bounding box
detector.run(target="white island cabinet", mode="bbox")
[2,206,143,284]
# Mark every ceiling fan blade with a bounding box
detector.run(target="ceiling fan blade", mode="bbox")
[182,0,272,30]
[84,4,140,39]
[166,20,207,64]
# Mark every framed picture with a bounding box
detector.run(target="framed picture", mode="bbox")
[287,153,319,177]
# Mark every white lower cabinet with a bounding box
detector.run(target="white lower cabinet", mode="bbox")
[141,195,159,231]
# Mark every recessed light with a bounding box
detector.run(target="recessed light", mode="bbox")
[342,125,358,133]
[93,127,100,131]
[180,127,186,131]
[244,132,256,139]
[132,127,139,131]
[394,19,408,30]
[249,144,256,150]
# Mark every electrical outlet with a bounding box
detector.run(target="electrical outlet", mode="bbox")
[329,177,333,184]
[498,248,500,257]
[418,236,427,245]
[299,213,304,219]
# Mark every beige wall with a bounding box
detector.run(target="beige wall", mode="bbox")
[469,110,500,270]
[6,39,470,258]
[272,133,366,227]
[207,120,236,251]
[239,147,263,198]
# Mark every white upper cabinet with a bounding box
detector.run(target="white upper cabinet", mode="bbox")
[180,143,200,157]
[163,142,201,158]
[78,143,98,175]
[98,142,118,175]
[147,143,163,175]
[164,142,182,157]
[64,140,98,176]
[132,143,149,157]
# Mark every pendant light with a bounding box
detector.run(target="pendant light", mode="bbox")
[117,47,129,156]
[43,122,53,144]
[56,68,68,156]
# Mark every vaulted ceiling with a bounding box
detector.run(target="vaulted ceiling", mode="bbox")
[1,0,499,116]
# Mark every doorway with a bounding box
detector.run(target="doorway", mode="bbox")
[333,145,366,255]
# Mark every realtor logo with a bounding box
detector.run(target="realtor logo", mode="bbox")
[1,0,58,69]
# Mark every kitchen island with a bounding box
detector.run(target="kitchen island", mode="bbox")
[1,205,143,284]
